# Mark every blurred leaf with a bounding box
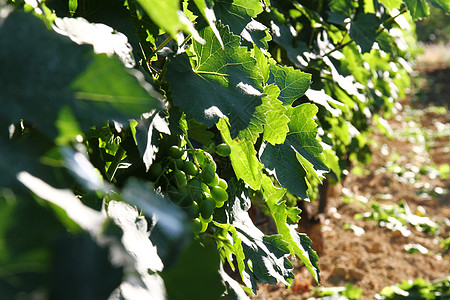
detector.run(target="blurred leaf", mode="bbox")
[349,13,381,53]
[329,0,356,17]
[0,10,161,141]
[430,0,450,13]
[404,0,430,20]
[136,0,204,43]
[161,239,225,300]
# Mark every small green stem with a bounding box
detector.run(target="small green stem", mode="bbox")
[179,34,192,49]
[106,146,126,182]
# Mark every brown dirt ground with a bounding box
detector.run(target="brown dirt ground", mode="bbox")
[251,53,450,299]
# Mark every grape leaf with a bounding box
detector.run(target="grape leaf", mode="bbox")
[135,111,170,170]
[261,104,328,198]
[0,11,161,140]
[161,239,226,300]
[217,119,263,191]
[261,176,320,284]
[269,10,311,68]
[268,64,312,105]
[329,0,357,17]
[349,13,381,53]
[215,182,294,294]
[53,17,135,68]
[378,0,403,11]
[213,0,263,35]
[166,24,264,138]
[135,0,204,43]
[0,132,73,192]
[262,84,290,145]
[404,0,430,20]
[260,142,309,198]
[241,20,272,50]
[192,0,224,48]
[430,0,450,13]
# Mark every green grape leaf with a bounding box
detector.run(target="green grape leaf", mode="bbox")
[375,31,396,55]
[269,10,310,69]
[349,13,381,53]
[237,84,288,144]
[0,133,72,192]
[340,43,370,84]
[188,119,215,145]
[323,148,341,181]
[285,104,327,174]
[378,0,403,11]
[192,0,224,48]
[135,111,170,170]
[219,267,251,300]
[0,11,161,141]
[261,104,328,197]
[161,239,226,300]
[252,46,271,84]
[404,0,430,20]
[241,20,272,51]
[217,119,263,191]
[268,64,312,105]
[260,142,309,198]
[329,0,357,17]
[17,172,106,235]
[430,0,450,13]
[136,0,204,43]
[166,25,264,138]
[261,176,320,284]
[213,0,264,36]
[262,84,290,145]
[215,182,294,294]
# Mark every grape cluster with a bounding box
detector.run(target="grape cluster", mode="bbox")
[148,144,230,234]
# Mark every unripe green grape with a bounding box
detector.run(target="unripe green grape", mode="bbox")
[193,218,202,234]
[186,201,199,218]
[218,178,228,190]
[201,182,210,195]
[199,197,215,219]
[148,162,162,180]
[210,186,228,202]
[169,145,184,159]
[173,169,187,188]
[215,200,226,208]
[199,218,209,233]
[173,158,184,169]
[215,143,231,157]
[200,162,215,184]
[207,173,219,187]
[199,214,213,224]
[182,161,198,176]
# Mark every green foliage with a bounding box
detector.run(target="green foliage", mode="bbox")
[0,0,443,298]
[378,277,450,299]
[355,200,440,236]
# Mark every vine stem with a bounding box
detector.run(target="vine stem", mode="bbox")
[106,146,126,182]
